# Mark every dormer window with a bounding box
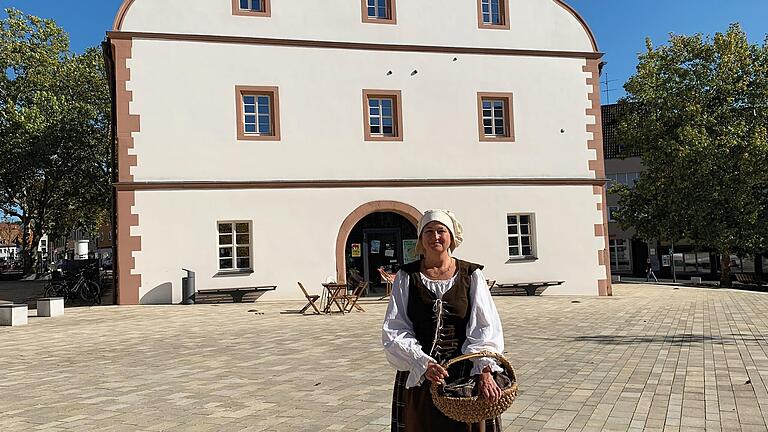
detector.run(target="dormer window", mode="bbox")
[478,0,509,29]
[362,0,396,25]
[232,0,271,17]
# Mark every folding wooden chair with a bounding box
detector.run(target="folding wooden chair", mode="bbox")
[297,282,321,315]
[378,267,395,299]
[343,281,368,312]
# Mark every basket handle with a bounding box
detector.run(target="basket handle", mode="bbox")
[441,350,511,371]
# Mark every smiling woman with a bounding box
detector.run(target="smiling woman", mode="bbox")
[382,209,508,430]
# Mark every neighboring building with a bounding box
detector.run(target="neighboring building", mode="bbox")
[0,244,19,263]
[107,0,610,304]
[602,103,646,276]
[0,223,21,265]
[602,103,766,280]
[47,225,113,262]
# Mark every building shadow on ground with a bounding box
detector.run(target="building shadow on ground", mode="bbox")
[572,333,766,345]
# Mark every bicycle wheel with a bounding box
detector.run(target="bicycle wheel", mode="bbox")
[43,282,58,298]
[79,281,101,303]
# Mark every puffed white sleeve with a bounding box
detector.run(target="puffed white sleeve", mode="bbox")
[463,268,505,375]
[382,270,436,388]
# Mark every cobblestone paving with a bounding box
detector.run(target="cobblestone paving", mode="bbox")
[2,284,768,431]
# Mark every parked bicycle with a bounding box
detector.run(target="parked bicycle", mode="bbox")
[44,264,102,304]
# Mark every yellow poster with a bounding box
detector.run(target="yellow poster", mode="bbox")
[351,243,361,257]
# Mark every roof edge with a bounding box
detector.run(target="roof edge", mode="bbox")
[113,0,135,31]
[113,0,598,52]
[553,0,599,52]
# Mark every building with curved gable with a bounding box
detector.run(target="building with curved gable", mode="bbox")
[106,0,610,304]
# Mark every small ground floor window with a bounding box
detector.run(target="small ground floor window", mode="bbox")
[217,221,252,272]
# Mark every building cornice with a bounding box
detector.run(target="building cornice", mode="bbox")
[114,178,608,191]
[106,31,603,60]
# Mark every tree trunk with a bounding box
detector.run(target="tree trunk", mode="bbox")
[720,253,732,288]
[22,248,35,275]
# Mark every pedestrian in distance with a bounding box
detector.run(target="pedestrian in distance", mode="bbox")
[646,257,658,283]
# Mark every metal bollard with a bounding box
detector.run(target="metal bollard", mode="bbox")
[181,268,196,304]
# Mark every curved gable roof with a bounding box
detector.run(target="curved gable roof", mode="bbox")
[112,0,598,53]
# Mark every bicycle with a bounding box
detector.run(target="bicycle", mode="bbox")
[44,265,102,304]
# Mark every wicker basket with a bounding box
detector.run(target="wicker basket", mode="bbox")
[430,350,518,423]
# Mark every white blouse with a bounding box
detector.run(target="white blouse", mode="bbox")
[381,267,505,388]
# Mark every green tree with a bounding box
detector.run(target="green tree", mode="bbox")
[0,9,110,274]
[614,24,768,287]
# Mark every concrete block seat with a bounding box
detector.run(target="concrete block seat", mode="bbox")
[0,304,29,326]
[37,297,65,317]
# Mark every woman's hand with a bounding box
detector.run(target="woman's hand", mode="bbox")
[425,361,449,385]
[478,368,502,402]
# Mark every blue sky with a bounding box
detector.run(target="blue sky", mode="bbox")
[1,0,767,102]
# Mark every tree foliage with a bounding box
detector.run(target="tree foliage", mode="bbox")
[615,24,768,286]
[0,9,110,273]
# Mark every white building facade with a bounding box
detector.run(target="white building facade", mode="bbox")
[108,0,610,304]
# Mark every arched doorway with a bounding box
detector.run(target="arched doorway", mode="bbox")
[335,201,420,295]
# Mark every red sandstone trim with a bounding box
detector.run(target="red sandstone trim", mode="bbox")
[335,201,421,283]
[114,178,608,191]
[112,39,142,305]
[584,58,611,296]
[116,191,142,305]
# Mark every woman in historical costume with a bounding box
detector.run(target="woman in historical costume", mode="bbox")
[382,209,505,431]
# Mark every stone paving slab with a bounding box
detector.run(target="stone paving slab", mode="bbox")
[2,284,768,431]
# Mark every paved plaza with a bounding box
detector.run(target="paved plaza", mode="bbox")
[2,284,768,431]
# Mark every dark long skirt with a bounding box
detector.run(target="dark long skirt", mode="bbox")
[391,371,502,432]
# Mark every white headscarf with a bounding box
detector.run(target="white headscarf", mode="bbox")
[415,209,464,255]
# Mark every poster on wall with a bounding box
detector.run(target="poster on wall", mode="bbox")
[351,243,361,258]
[370,240,381,254]
[403,239,418,263]
[661,255,670,267]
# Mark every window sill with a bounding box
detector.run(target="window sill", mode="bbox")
[214,269,254,277]
[506,256,538,263]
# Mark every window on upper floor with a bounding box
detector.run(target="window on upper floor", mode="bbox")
[478,92,515,142]
[232,0,271,17]
[478,0,509,29]
[236,86,281,141]
[362,0,396,24]
[363,90,403,141]
[507,214,536,260]
[218,221,252,272]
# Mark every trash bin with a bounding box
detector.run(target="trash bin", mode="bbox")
[181,268,195,304]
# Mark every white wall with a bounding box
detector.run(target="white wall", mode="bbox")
[127,40,594,181]
[131,185,605,303]
[118,0,595,53]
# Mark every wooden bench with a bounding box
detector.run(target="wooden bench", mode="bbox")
[734,273,764,286]
[195,285,277,303]
[491,281,565,296]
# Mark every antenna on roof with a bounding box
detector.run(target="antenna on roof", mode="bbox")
[602,72,620,104]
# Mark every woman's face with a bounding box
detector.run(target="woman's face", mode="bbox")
[420,221,452,255]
